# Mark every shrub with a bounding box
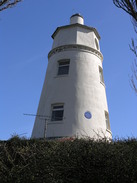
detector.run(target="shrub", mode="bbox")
[0,137,137,182]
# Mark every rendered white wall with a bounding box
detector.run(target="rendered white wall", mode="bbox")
[32,49,111,139]
[31,15,112,139]
[52,26,99,50]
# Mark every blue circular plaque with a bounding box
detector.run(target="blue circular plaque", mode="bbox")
[84,111,92,119]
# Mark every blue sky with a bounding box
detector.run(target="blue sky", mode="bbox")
[0,0,137,140]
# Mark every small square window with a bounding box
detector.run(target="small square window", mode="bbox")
[105,111,110,130]
[99,66,104,83]
[51,104,64,121]
[58,60,70,75]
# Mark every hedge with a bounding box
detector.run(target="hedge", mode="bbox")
[0,136,137,183]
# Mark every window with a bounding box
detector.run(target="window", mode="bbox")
[105,111,110,130]
[95,38,99,50]
[99,66,104,83]
[51,104,64,121]
[58,60,70,75]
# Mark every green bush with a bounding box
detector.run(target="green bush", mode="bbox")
[0,137,137,183]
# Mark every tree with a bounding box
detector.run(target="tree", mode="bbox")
[113,0,137,94]
[0,0,22,12]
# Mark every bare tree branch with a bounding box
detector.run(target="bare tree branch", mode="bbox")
[113,0,137,21]
[0,0,22,12]
[113,0,137,94]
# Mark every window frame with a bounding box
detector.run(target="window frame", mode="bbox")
[95,38,99,50]
[57,59,70,76]
[51,104,64,121]
[105,111,110,131]
[99,66,104,84]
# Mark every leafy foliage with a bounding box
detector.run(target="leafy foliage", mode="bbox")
[0,137,137,182]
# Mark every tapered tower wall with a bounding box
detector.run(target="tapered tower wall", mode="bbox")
[31,14,112,139]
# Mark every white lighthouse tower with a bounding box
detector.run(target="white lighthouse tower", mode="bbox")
[31,14,112,139]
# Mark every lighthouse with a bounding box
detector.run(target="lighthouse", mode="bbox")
[31,14,112,139]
